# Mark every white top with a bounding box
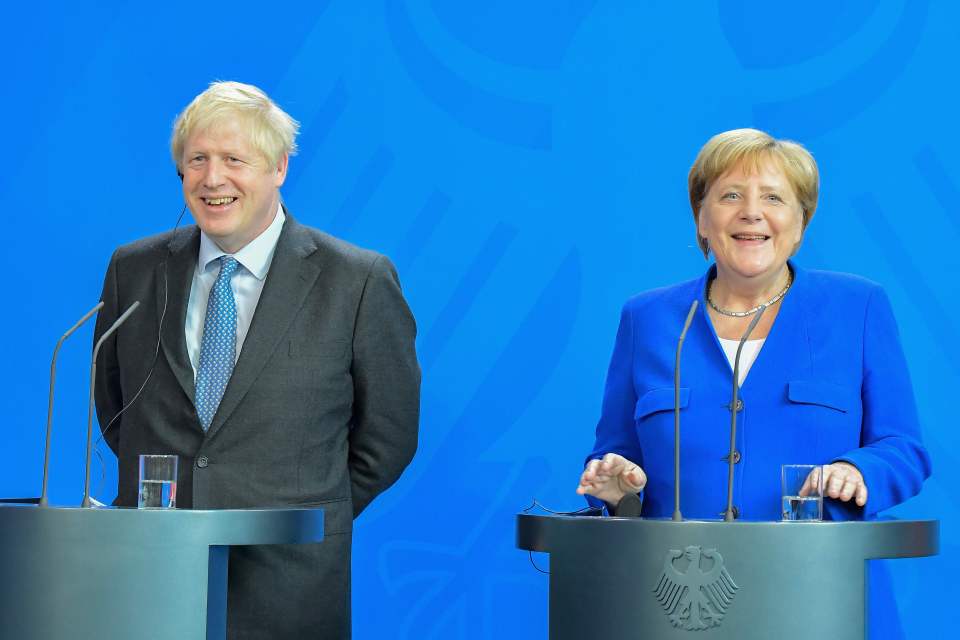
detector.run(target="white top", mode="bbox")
[718,338,765,386]
[185,203,286,377]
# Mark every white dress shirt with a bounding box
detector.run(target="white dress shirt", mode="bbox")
[719,337,765,386]
[185,203,286,377]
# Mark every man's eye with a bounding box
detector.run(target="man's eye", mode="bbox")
[189,155,205,164]
[227,156,243,164]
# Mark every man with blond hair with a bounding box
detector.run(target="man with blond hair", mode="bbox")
[94,81,420,638]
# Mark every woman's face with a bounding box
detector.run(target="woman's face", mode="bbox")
[698,160,804,283]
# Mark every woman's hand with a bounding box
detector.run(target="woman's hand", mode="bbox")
[576,453,647,506]
[801,462,868,507]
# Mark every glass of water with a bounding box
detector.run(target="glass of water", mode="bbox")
[781,464,823,521]
[139,455,178,509]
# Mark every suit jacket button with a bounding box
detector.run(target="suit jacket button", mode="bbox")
[196,456,209,469]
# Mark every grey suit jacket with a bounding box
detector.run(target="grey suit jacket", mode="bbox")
[94,214,420,639]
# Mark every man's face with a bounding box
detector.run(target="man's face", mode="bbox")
[181,117,287,253]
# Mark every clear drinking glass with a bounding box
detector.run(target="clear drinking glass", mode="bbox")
[138,455,178,509]
[781,464,823,521]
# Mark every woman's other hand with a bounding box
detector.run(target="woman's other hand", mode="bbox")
[801,462,868,507]
[576,453,647,505]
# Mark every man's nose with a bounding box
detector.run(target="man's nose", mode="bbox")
[202,160,225,188]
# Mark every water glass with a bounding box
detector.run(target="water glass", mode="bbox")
[138,454,178,509]
[781,464,822,521]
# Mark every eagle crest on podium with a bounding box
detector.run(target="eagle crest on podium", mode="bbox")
[653,546,738,630]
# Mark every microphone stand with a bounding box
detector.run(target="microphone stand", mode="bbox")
[673,300,699,522]
[81,301,140,508]
[723,305,766,522]
[37,302,105,507]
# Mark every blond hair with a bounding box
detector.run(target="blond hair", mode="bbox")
[688,128,819,257]
[171,81,299,171]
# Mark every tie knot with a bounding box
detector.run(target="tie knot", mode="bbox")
[219,256,240,278]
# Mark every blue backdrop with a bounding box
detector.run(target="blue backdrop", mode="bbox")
[1,1,955,637]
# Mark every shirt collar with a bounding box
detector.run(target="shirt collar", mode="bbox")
[197,202,286,280]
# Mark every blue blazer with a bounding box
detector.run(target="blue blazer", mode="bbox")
[587,261,931,521]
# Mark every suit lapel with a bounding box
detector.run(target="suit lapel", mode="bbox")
[158,227,201,408]
[205,217,323,439]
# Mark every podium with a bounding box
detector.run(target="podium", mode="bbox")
[0,505,324,640]
[517,514,938,639]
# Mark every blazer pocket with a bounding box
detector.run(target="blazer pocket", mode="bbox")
[787,380,853,413]
[635,387,690,420]
[288,339,350,360]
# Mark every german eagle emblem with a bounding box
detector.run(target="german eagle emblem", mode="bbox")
[653,546,738,630]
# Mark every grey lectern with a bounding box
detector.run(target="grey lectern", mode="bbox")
[0,505,324,640]
[517,514,938,639]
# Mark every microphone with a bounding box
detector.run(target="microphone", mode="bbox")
[723,305,767,522]
[36,302,106,507]
[672,300,699,522]
[81,301,140,508]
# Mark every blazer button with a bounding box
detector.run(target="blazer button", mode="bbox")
[726,399,744,412]
[720,450,742,464]
[196,455,209,469]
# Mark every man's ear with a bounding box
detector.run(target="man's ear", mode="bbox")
[274,153,289,187]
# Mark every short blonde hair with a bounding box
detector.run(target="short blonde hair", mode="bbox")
[688,128,819,257]
[171,81,299,171]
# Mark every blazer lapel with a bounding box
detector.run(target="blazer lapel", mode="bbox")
[204,217,323,439]
[738,260,810,390]
[157,227,200,408]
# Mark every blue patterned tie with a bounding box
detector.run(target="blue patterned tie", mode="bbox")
[195,256,240,431]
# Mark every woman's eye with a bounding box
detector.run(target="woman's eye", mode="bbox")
[766,194,784,202]
[721,192,740,200]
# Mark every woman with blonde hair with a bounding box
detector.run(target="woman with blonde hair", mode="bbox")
[577,128,930,638]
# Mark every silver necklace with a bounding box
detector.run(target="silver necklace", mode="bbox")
[707,272,793,317]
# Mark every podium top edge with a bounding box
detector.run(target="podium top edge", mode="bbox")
[516,513,939,559]
[515,512,939,525]
[0,504,324,514]
[0,504,325,546]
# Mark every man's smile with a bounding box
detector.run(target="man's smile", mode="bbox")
[202,196,238,206]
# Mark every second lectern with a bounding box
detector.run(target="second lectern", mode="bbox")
[517,514,937,640]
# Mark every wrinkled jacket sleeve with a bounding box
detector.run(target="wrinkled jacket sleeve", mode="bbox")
[831,286,932,518]
[583,303,643,510]
[348,255,420,517]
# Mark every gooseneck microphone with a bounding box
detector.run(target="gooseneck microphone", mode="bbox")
[672,300,699,522]
[38,302,105,508]
[81,301,140,508]
[723,305,767,522]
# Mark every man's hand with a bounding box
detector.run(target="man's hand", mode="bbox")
[576,453,646,506]
[800,462,868,507]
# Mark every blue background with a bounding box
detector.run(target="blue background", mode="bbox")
[1,1,955,636]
